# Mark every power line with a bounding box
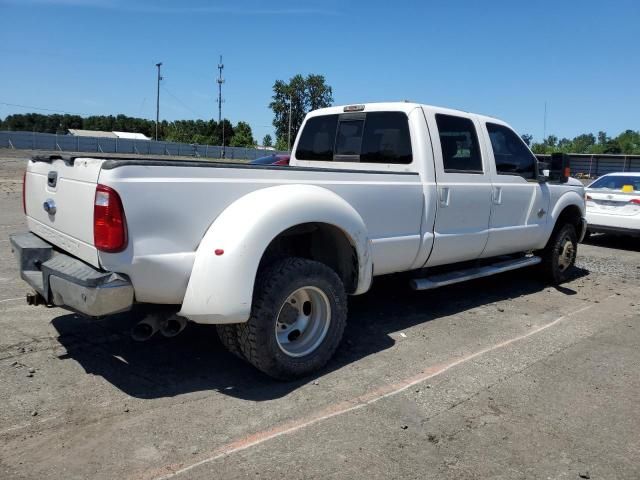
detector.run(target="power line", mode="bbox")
[161,86,205,118]
[0,101,90,116]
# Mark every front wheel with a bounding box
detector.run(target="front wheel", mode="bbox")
[237,257,347,380]
[539,223,578,284]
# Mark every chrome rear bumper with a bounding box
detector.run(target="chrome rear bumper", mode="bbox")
[9,232,134,317]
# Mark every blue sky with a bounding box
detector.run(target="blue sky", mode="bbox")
[0,0,638,143]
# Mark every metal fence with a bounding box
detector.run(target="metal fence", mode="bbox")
[2,130,639,177]
[0,130,286,161]
[536,154,640,178]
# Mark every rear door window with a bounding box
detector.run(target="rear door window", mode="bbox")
[435,114,483,173]
[295,112,412,165]
[487,123,537,179]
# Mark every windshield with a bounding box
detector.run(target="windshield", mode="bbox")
[588,175,640,191]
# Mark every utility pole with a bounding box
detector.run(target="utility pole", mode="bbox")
[155,62,163,141]
[216,55,225,157]
[287,95,293,151]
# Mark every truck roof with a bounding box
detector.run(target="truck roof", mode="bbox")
[308,102,505,125]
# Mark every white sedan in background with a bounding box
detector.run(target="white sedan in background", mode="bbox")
[585,172,640,238]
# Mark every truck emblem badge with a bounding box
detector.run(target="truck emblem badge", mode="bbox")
[43,199,57,215]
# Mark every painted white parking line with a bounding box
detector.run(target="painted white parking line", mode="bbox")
[0,415,59,436]
[0,297,22,303]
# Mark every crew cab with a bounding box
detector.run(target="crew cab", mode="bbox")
[10,102,587,379]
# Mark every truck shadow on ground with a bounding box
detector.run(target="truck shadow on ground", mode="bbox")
[51,266,588,401]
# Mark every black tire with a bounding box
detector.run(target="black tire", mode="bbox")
[236,257,347,380]
[539,223,578,284]
[581,229,591,243]
[216,324,244,360]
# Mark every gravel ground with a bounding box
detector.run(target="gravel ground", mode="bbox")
[0,153,638,480]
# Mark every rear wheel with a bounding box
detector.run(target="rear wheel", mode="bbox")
[539,223,578,284]
[216,324,244,360]
[237,257,347,380]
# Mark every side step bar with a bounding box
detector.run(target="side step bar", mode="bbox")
[411,256,542,291]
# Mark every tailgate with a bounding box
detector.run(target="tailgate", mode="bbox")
[25,157,104,267]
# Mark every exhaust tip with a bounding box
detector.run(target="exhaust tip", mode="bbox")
[160,316,187,338]
[131,314,161,342]
[131,323,154,342]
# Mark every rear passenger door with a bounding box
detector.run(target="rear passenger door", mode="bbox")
[424,112,493,267]
[480,123,550,257]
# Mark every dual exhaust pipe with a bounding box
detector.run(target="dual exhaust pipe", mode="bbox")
[131,313,188,342]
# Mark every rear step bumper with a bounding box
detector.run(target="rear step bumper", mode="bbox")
[9,232,134,317]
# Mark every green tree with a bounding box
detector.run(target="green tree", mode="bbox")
[262,134,273,148]
[275,136,289,152]
[230,121,255,147]
[269,74,333,150]
[615,130,640,154]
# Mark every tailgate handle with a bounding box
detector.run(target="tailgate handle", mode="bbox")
[47,171,58,188]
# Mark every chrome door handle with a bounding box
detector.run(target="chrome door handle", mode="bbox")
[492,187,503,205]
[439,187,450,207]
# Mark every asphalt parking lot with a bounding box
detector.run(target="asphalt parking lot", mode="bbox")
[1,152,638,480]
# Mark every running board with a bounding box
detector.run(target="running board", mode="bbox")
[410,256,542,291]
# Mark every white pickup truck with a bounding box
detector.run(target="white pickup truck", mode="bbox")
[10,102,586,379]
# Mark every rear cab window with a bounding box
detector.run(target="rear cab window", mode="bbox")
[295,111,413,165]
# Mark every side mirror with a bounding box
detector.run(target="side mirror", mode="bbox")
[548,153,570,183]
[537,160,549,182]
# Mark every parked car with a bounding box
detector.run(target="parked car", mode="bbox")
[250,154,290,166]
[584,172,640,237]
[10,102,586,379]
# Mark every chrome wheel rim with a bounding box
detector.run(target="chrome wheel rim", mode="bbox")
[275,286,331,358]
[558,236,575,272]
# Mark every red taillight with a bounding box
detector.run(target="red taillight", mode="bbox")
[94,184,127,252]
[22,172,27,214]
[630,198,640,205]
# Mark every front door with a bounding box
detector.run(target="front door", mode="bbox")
[424,112,492,267]
[480,122,550,257]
